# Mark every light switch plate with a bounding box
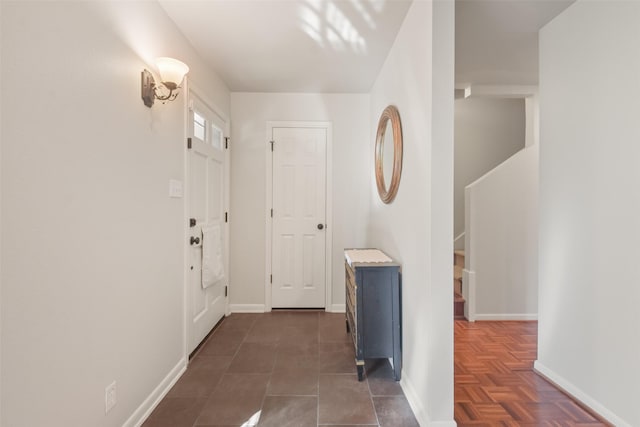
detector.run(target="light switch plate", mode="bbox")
[169,179,183,198]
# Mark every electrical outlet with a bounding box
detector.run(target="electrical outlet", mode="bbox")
[105,381,117,413]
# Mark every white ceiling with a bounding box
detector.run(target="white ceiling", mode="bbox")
[159,0,575,93]
[159,0,412,93]
[456,0,574,86]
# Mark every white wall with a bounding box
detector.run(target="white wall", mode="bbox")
[537,2,640,426]
[367,2,455,425]
[454,98,525,243]
[0,3,3,422]
[229,93,370,311]
[0,2,229,426]
[464,145,538,321]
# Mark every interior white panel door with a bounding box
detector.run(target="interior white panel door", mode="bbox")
[187,93,228,354]
[272,127,327,308]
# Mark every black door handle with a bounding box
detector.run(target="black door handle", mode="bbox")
[190,236,200,245]
[317,224,324,230]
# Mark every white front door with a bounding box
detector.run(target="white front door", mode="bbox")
[187,92,228,354]
[271,126,327,308]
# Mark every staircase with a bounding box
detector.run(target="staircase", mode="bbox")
[454,250,465,319]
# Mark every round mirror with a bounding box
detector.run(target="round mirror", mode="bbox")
[382,119,395,188]
[375,105,403,203]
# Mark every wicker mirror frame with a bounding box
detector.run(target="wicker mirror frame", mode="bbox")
[375,105,403,204]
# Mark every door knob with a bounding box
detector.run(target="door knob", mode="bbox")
[190,236,200,245]
[317,224,324,230]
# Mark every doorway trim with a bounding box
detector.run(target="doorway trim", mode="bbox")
[264,121,333,312]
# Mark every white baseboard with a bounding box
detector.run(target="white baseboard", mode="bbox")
[428,422,458,427]
[123,357,187,427]
[229,304,343,313]
[229,304,266,313]
[463,268,536,322]
[400,375,429,426]
[400,374,456,427]
[473,313,538,321]
[330,304,345,313]
[463,269,475,321]
[534,361,631,427]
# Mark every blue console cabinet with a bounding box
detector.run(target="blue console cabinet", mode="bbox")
[344,249,401,381]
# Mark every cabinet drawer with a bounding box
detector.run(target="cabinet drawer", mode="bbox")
[346,288,355,317]
[346,280,355,308]
[346,305,357,349]
[345,265,356,301]
[346,275,356,297]
[345,263,356,289]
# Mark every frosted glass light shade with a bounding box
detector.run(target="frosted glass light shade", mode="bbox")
[156,57,189,89]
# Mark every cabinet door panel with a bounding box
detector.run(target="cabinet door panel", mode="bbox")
[362,269,394,358]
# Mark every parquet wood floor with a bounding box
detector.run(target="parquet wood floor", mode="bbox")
[454,320,611,427]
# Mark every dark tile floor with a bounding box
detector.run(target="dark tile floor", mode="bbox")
[143,311,418,427]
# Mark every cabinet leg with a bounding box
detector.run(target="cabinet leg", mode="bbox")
[393,361,401,381]
[346,319,350,333]
[357,365,364,381]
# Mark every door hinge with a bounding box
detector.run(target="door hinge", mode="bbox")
[225,137,229,149]
[270,274,273,284]
[187,137,192,149]
[270,140,274,151]
[225,212,228,223]
[270,208,273,218]
[225,286,228,297]
[189,218,196,228]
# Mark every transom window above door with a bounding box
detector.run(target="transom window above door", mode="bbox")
[193,110,206,141]
[193,109,223,150]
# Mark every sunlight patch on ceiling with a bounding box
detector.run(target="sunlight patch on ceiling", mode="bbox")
[300,5,325,47]
[299,0,371,55]
[349,0,377,30]
[158,0,411,92]
[369,0,386,13]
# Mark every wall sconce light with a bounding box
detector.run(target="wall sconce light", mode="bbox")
[141,57,190,107]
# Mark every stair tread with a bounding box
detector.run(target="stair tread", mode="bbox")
[454,265,463,280]
[454,250,465,268]
[454,290,465,320]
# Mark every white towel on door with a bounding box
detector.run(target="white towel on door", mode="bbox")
[201,224,224,289]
